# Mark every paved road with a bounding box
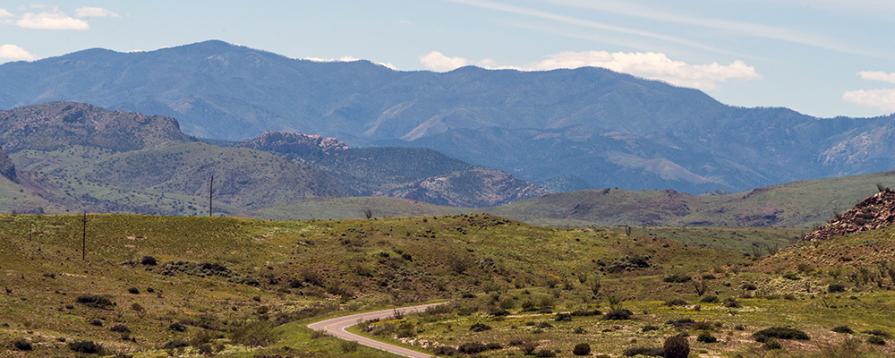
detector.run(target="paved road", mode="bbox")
[307,303,444,358]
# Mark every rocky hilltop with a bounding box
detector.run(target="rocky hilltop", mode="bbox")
[237,131,348,159]
[803,188,895,241]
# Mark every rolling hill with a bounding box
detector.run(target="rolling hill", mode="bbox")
[0,102,542,215]
[2,40,894,193]
[492,171,895,228]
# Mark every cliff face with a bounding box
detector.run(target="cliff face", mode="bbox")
[803,188,895,241]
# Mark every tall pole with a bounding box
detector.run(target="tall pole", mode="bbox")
[81,211,87,261]
[209,174,214,217]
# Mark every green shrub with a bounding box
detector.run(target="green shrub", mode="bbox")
[663,274,692,283]
[697,332,718,343]
[763,339,782,350]
[75,295,115,309]
[604,309,633,320]
[867,336,886,345]
[572,343,591,356]
[340,341,359,352]
[700,295,719,303]
[534,349,556,357]
[230,321,276,347]
[12,339,32,351]
[623,346,664,357]
[753,327,810,342]
[163,340,189,349]
[663,335,690,358]
[723,297,741,308]
[863,330,891,338]
[832,325,854,334]
[665,298,688,306]
[68,340,104,354]
[555,313,572,322]
[828,283,846,293]
[433,346,457,355]
[469,322,491,332]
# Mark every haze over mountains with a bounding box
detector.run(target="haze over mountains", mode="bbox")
[1,40,894,194]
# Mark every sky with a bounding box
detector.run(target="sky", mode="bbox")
[1,0,894,118]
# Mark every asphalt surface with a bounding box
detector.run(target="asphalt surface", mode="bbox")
[307,303,444,358]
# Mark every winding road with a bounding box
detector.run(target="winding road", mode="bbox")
[307,303,444,358]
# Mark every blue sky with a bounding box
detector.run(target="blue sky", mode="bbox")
[1,0,894,117]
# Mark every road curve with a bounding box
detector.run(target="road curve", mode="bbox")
[307,303,444,358]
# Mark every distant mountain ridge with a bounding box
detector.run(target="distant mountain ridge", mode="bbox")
[0,102,543,215]
[1,40,894,192]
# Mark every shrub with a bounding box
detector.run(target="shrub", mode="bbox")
[68,340,104,354]
[604,309,633,320]
[572,343,591,356]
[868,336,886,345]
[555,313,572,322]
[340,341,359,352]
[12,339,32,351]
[570,309,601,317]
[697,332,718,343]
[753,327,810,342]
[433,346,457,355]
[828,283,846,293]
[458,342,494,354]
[520,342,538,355]
[469,322,492,332]
[230,321,276,347]
[782,272,800,280]
[863,330,891,338]
[763,339,782,350]
[832,325,854,334]
[110,324,130,333]
[168,322,187,332]
[664,274,692,283]
[665,298,688,306]
[76,295,116,309]
[534,349,556,357]
[741,282,758,291]
[127,287,140,294]
[163,340,189,349]
[642,325,659,332]
[723,297,741,308]
[663,335,690,358]
[700,295,719,303]
[574,327,586,334]
[623,346,664,357]
[89,318,103,326]
[141,256,157,266]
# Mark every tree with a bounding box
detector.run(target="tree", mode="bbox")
[363,208,373,220]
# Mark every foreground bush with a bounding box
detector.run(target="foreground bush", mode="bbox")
[832,325,854,334]
[12,339,32,351]
[604,309,633,320]
[230,321,276,347]
[623,346,663,357]
[753,327,810,342]
[68,340,104,354]
[75,295,115,309]
[572,343,591,355]
[663,335,690,358]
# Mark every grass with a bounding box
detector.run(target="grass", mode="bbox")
[1,213,893,356]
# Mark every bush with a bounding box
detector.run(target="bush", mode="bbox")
[76,295,116,309]
[534,349,556,357]
[723,297,741,308]
[828,283,846,293]
[741,282,758,291]
[555,313,572,321]
[868,336,886,345]
[433,345,457,355]
[700,295,719,303]
[127,287,140,294]
[168,322,187,332]
[230,321,276,347]
[340,341,359,352]
[623,346,664,357]
[141,256,158,266]
[163,339,189,349]
[665,298,688,306]
[663,274,692,283]
[12,339,32,351]
[570,309,601,317]
[697,332,718,343]
[663,335,690,358]
[763,339,782,350]
[521,342,538,355]
[832,325,854,334]
[604,309,633,320]
[469,322,492,332]
[863,330,891,338]
[642,325,659,332]
[572,343,591,356]
[753,327,810,342]
[110,324,130,333]
[458,342,502,354]
[68,340,104,354]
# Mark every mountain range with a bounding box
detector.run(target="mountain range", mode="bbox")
[0,102,542,215]
[1,40,893,193]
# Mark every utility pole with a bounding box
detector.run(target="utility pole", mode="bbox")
[209,174,214,217]
[81,211,87,261]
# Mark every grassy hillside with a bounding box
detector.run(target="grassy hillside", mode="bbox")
[1,213,894,356]
[493,171,895,228]
[253,197,464,220]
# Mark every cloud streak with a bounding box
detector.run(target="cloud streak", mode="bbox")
[17,9,89,30]
[0,44,36,62]
[75,7,120,18]
[419,50,759,90]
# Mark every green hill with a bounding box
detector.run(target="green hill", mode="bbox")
[492,171,895,228]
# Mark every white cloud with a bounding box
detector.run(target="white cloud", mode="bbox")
[75,7,119,18]
[419,51,469,72]
[859,71,895,84]
[419,50,759,90]
[0,8,13,18]
[17,10,89,30]
[0,44,36,62]
[843,89,895,112]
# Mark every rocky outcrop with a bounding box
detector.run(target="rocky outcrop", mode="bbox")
[803,188,895,241]
[388,168,547,208]
[0,102,191,153]
[0,147,15,181]
[237,131,347,159]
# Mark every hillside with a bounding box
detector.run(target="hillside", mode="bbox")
[3,40,895,192]
[492,171,895,227]
[0,102,542,214]
[0,147,15,181]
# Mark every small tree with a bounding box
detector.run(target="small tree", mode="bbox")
[590,274,602,298]
[363,209,373,220]
[693,277,708,296]
[663,335,690,358]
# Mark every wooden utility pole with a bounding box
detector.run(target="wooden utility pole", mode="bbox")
[209,174,214,217]
[81,211,87,261]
